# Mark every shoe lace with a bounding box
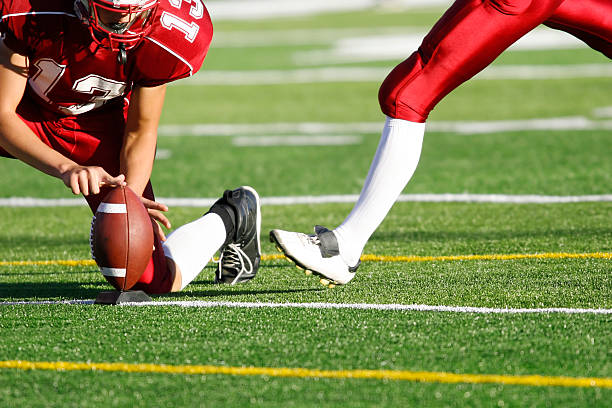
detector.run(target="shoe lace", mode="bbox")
[217,243,253,285]
[303,233,321,247]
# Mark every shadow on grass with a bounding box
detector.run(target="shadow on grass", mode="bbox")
[0,261,300,300]
[0,280,323,302]
[0,281,107,300]
[0,270,94,277]
[373,227,612,247]
[0,235,88,248]
[159,287,323,300]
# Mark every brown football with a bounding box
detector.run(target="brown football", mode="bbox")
[90,186,154,291]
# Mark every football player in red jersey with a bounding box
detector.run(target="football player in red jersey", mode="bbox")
[270,0,612,286]
[0,0,262,293]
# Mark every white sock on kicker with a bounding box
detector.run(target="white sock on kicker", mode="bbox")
[162,212,227,290]
[334,116,425,266]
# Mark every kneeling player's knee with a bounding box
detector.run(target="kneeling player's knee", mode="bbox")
[132,254,174,294]
[486,0,533,15]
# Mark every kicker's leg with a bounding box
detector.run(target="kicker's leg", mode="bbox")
[545,0,612,59]
[336,0,566,267]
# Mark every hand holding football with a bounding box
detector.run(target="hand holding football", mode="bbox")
[90,186,154,291]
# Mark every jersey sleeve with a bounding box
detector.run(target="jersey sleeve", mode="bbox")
[131,2,213,87]
[0,0,33,56]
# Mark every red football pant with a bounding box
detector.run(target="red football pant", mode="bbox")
[379,0,612,122]
[3,95,173,294]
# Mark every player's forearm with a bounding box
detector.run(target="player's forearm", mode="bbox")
[120,84,166,197]
[0,40,74,178]
[120,130,157,197]
[0,111,77,179]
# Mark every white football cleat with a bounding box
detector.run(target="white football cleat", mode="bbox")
[270,226,360,287]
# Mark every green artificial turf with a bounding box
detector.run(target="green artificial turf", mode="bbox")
[1,202,609,307]
[1,5,611,407]
[160,77,611,124]
[1,129,610,198]
[0,306,610,407]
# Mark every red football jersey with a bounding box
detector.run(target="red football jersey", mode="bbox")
[0,0,212,116]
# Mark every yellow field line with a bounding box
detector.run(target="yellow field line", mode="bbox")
[0,360,610,388]
[358,252,612,263]
[1,252,610,267]
[0,260,96,267]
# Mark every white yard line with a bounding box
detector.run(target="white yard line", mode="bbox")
[1,194,611,208]
[592,106,612,118]
[213,27,426,47]
[212,26,591,51]
[232,135,362,146]
[206,0,452,21]
[158,117,612,137]
[182,64,612,86]
[184,67,390,85]
[427,117,612,134]
[3,115,610,207]
[476,64,612,80]
[0,299,609,314]
[155,149,172,159]
[293,28,588,65]
[159,121,381,136]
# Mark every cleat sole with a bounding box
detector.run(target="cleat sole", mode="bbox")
[304,270,312,276]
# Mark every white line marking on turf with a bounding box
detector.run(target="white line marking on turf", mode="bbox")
[212,26,589,51]
[427,116,612,134]
[185,67,391,85]
[1,300,610,314]
[293,28,587,65]
[2,194,612,208]
[159,121,381,136]
[260,194,612,205]
[157,117,612,137]
[206,0,451,21]
[126,302,612,315]
[155,149,172,160]
[182,64,612,86]
[232,135,362,146]
[214,27,426,47]
[476,64,612,80]
[1,300,95,305]
[592,106,612,118]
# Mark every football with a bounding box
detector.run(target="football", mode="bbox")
[90,186,154,291]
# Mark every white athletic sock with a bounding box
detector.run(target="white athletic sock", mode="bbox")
[334,116,425,266]
[162,213,227,290]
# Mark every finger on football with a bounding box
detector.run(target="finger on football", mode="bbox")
[152,219,167,241]
[68,173,81,195]
[99,173,126,188]
[78,171,89,196]
[140,197,169,212]
[149,209,171,229]
[90,170,101,195]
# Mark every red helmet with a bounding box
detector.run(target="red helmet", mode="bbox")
[74,0,159,51]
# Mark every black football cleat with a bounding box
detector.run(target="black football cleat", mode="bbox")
[212,186,261,284]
